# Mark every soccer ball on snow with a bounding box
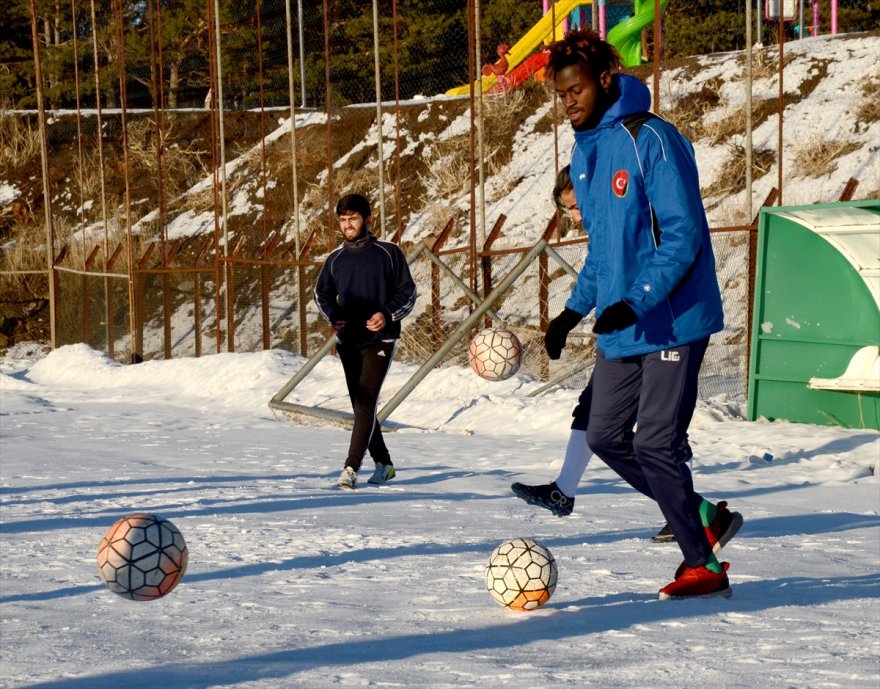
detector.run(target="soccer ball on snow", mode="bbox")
[467,328,522,381]
[96,513,188,601]
[486,537,557,611]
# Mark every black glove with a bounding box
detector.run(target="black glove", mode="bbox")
[592,300,638,334]
[544,308,584,360]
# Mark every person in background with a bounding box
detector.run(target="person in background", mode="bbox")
[512,166,673,543]
[314,193,417,490]
[544,29,742,599]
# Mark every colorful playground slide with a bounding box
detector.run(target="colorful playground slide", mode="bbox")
[445,0,589,96]
[486,51,550,94]
[445,0,669,96]
[607,0,670,68]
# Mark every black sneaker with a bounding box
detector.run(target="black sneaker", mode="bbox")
[650,522,676,543]
[510,481,574,517]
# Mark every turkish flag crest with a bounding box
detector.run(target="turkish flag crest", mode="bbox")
[612,169,629,198]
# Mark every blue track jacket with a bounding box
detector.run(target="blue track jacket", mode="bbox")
[566,73,724,359]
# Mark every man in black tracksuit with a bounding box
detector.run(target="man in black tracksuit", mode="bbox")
[314,193,417,490]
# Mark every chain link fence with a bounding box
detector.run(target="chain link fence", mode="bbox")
[5,0,851,405]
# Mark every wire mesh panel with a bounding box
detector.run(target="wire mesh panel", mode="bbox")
[13,0,762,409]
[703,229,752,401]
[225,260,325,355]
[132,270,220,359]
[54,270,130,362]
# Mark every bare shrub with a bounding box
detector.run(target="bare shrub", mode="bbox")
[124,117,209,199]
[481,87,529,144]
[789,136,861,178]
[420,85,542,200]
[857,77,880,128]
[752,47,781,80]
[662,79,722,140]
[421,134,471,198]
[416,202,459,242]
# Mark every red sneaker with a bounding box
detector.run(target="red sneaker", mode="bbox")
[659,562,732,600]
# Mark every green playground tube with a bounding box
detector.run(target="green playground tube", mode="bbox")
[608,0,670,68]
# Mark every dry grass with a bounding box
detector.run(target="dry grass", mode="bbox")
[790,136,861,178]
[481,87,530,142]
[752,47,782,80]
[332,160,386,202]
[124,117,209,199]
[419,87,535,200]
[416,202,460,244]
[487,164,520,203]
[181,186,216,215]
[1,208,139,276]
[1,226,47,273]
[702,141,776,201]
[799,59,832,101]
[662,76,798,149]
[420,134,472,198]
[702,105,750,146]
[0,107,41,171]
[662,83,721,140]
[857,77,880,128]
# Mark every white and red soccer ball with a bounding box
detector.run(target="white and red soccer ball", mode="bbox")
[467,328,522,381]
[486,537,558,611]
[96,513,188,601]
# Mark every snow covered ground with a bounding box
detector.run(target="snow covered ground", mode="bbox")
[1,343,878,688]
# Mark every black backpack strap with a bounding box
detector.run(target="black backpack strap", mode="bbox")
[621,111,658,140]
[622,111,661,245]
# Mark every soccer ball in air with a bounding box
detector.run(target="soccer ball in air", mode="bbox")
[467,328,522,381]
[96,513,188,601]
[486,537,557,611]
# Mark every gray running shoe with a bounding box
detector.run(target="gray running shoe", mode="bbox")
[367,463,396,485]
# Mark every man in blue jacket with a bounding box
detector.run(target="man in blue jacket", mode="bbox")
[314,194,417,490]
[543,30,742,599]
[512,166,672,543]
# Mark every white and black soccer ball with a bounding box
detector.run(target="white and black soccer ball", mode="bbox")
[96,513,188,601]
[486,537,557,610]
[467,328,522,381]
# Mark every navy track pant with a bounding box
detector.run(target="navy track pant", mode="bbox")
[337,340,396,472]
[586,337,715,568]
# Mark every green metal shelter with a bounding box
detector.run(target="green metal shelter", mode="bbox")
[747,200,880,429]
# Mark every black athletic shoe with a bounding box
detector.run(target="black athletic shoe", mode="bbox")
[510,481,574,517]
[650,522,676,543]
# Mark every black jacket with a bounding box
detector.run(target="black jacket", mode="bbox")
[314,232,417,346]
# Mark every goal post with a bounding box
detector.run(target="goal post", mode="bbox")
[268,237,554,428]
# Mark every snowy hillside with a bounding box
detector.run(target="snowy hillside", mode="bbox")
[114,32,880,251]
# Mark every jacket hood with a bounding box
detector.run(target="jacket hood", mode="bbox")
[574,74,652,141]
